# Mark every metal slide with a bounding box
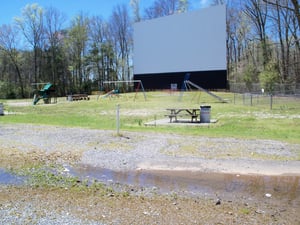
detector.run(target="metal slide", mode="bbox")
[33,83,56,105]
[184,80,227,103]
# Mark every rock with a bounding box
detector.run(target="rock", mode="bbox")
[265,193,272,198]
[255,209,265,214]
[143,211,150,215]
[215,198,221,205]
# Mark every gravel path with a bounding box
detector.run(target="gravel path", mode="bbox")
[1,123,300,224]
[0,123,299,175]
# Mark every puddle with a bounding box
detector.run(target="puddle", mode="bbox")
[1,164,299,206]
[70,165,300,204]
[0,168,25,185]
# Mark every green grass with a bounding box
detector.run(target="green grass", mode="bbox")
[1,91,300,143]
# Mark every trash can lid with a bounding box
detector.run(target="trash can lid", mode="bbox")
[200,105,211,108]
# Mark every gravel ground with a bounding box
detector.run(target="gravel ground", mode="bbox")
[0,123,300,224]
[1,123,299,175]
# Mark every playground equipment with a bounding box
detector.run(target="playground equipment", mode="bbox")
[32,83,57,105]
[100,89,120,99]
[183,80,227,103]
[100,80,147,101]
[179,76,227,103]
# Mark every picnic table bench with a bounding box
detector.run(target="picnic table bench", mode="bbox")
[165,108,200,123]
[67,94,90,101]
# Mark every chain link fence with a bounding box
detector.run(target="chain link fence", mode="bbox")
[230,83,300,95]
[229,83,300,110]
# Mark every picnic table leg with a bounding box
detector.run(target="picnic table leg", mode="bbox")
[169,115,177,123]
[190,110,198,122]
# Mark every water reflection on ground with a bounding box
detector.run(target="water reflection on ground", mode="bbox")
[0,168,25,185]
[70,165,300,205]
[1,165,299,207]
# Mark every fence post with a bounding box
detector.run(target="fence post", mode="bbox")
[270,94,273,110]
[116,104,120,135]
[233,93,236,104]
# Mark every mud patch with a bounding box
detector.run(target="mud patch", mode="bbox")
[69,165,300,206]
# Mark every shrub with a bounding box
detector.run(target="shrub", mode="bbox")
[243,64,259,92]
[259,61,280,94]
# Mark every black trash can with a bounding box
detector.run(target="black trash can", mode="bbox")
[200,105,211,123]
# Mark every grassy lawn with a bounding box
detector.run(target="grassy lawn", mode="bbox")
[1,91,300,143]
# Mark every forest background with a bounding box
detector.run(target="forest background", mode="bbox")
[0,0,299,98]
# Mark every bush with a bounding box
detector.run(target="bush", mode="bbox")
[243,64,259,92]
[259,62,280,94]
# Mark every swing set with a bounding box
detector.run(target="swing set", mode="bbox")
[99,80,147,101]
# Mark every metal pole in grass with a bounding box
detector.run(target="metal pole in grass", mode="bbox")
[233,93,235,104]
[116,104,120,135]
[270,94,273,110]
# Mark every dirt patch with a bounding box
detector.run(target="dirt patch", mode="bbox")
[0,185,299,224]
[0,123,300,224]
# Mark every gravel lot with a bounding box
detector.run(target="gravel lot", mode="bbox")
[1,123,299,175]
[0,123,300,224]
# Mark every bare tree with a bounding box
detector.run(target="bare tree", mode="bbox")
[291,0,300,28]
[88,15,111,85]
[0,24,25,97]
[262,0,300,85]
[263,0,300,28]
[44,6,66,91]
[110,4,132,82]
[211,0,226,5]
[130,0,141,22]
[14,3,44,83]
[144,0,186,19]
[244,0,270,68]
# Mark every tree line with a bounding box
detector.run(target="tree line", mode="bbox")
[227,0,299,93]
[0,0,299,99]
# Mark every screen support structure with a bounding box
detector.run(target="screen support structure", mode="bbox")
[102,80,147,101]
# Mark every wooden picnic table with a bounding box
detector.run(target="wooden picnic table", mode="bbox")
[165,108,200,123]
[67,94,90,101]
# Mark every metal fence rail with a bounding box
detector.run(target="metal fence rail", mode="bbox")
[232,93,300,110]
[230,83,300,95]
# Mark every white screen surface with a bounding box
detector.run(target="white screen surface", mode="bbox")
[133,5,226,74]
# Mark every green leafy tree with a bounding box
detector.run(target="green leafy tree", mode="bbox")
[243,64,259,91]
[259,61,280,94]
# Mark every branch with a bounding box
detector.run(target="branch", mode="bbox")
[262,0,294,12]
[262,0,300,29]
